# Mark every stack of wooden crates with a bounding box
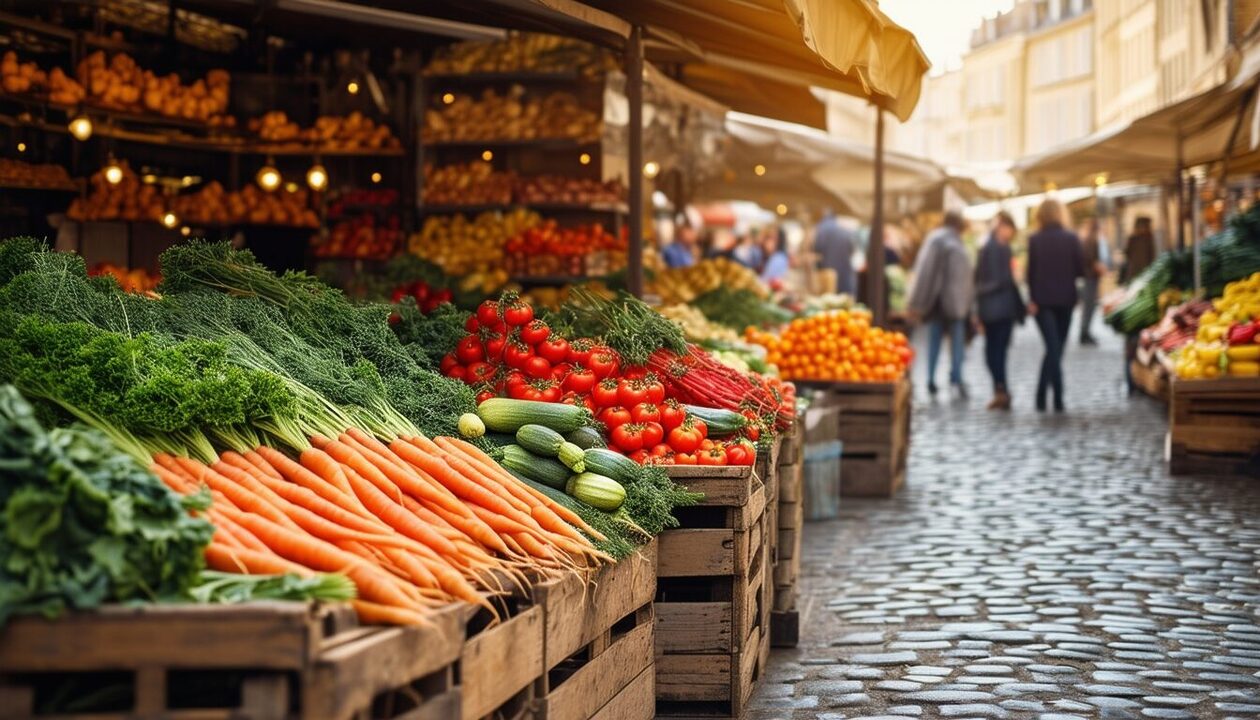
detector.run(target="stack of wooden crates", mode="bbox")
[655,465,769,719]
[770,417,804,647]
[833,378,912,497]
[1168,377,1260,476]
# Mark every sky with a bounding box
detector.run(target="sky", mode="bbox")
[880,0,1016,73]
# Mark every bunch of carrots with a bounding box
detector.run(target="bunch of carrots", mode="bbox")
[152,428,609,625]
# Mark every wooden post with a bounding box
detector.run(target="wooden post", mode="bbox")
[867,107,887,327]
[1175,135,1186,250]
[625,25,644,298]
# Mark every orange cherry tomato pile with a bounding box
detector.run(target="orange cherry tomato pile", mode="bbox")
[314,214,402,260]
[503,221,625,256]
[439,293,760,466]
[745,309,913,382]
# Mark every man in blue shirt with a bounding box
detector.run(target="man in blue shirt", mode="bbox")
[814,211,856,295]
[662,222,698,268]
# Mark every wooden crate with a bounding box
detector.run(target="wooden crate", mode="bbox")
[1131,360,1170,402]
[1168,377,1260,477]
[0,601,466,720]
[829,378,911,498]
[656,465,770,719]
[757,435,782,566]
[459,595,545,720]
[531,541,657,720]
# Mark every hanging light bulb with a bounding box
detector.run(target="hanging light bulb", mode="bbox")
[442,92,455,105]
[579,152,592,165]
[306,162,328,191]
[754,164,767,177]
[161,210,179,228]
[103,155,124,185]
[643,161,660,179]
[481,150,494,162]
[776,203,788,216]
[256,158,281,191]
[284,182,299,193]
[370,171,382,184]
[68,114,93,142]
[180,225,191,237]
[16,142,26,153]
[347,80,360,95]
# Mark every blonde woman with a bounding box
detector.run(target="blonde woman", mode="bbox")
[1026,199,1085,412]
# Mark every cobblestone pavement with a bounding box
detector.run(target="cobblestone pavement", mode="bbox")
[751,326,1260,719]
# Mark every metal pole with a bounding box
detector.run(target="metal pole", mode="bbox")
[625,25,644,298]
[1191,174,1202,293]
[867,107,887,327]
[1175,135,1186,250]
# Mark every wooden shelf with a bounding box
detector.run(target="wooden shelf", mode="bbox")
[0,180,80,193]
[419,200,627,215]
[421,137,599,150]
[423,70,582,85]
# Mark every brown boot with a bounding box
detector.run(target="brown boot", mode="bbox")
[987,391,1011,410]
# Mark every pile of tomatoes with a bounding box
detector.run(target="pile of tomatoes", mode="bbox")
[389,280,454,315]
[745,309,913,382]
[440,294,758,466]
[503,221,624,257]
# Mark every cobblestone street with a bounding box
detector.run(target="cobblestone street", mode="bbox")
[752,326,1260,719]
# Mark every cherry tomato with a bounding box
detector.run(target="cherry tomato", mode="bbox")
[476,390,496,404]
[502,300,534,327]
[456,336,485,365]
[537,336,571,364]
[483,333,507,361]
[629,449,650,464]
[476,300,500,328]
[466,362,496,384]
[464,316,480,334]
[564,366,597,394]
[504,342,533,370]
[599,406,632,429]
[439,352,458,374]
[591,378,621,408]
[641,421,664,448]
[520,319,550,346]
[643,376,666,404]
[525,355,552,380]
[589,349,620,379]
[567,337,595,365]
[674,452,697,466]
[667,424,702,454]
[617,379,647,407]
[660,400,686,431]
[698,447,728,466]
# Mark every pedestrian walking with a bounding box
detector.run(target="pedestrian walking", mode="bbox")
[760,227,790,286]
[814,210,857,296]
[974,211,1024,410]
[662,221,698,268]
[1026,198,1085,412]
[908,210,974,399]
[1078,218,1108,345]
[1120,216,1158,394]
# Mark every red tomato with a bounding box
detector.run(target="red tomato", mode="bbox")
[649,443,672,458]
[439,352,458,374]
[564,366,597,394]
[611,423,646,453]
[744,424,761,442]
[448,365,467,382]
[725,444,750,466]
[630,402,660,424]
[599,406,632,429]
[464,316,480,333]
[507,382,532,400]
[567,337,595,365]
[589,349,620,379]
[692,418,708,439]
[483,333,507,361]
[643,376,666,404]
[620,366,647,381]
[641,422,664,448]
[617,379,647,407]
[504,342,533,370]
[456,336,485,365]
[629,449,650,464]
[476,390,496,403]
[390,286,408,304]
[502,300,534,327]
[466,362,496,384]
[520,320,550,346]
[667,424,702,454]
[476,300,500,327]
[537,336,571,364]
[591,378,621,408]
[520,386,544,401]
[525,355,552,380]
[537,381,562,403]
[700,439,715,451]
[698,447,727,466]
[674,452,697,466]
[660,400,686,430]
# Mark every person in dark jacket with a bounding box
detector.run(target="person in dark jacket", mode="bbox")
[1026,198,1085,412]
[1078,218,1107,345]
[974,211,1023,410]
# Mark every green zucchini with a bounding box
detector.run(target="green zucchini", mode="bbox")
[565,426,606,450]
[516,424,586,472]
[566,472,626,511]
[683,404,747,435]
[477,398,588,433]
[500,444,573,490]
[481,431,519,447]
[582,447,640,485]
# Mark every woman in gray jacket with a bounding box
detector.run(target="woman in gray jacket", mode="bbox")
[908,211,974,398]
[974,212,1024,410]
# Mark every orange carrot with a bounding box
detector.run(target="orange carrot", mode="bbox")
[222,458,393,537]
[204,542,313,576]
[243,450,284,480]
[382,546,441,588]
[398,441,543,532]
[336,460,464,558]
[352,600,430,626]
[172,456,299,530]
[433,446,531,514]
[427,502,514,556]
[151,461,197,495]
[261,445,371,518]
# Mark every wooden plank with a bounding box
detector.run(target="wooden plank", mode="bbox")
[841,456,906,498]
[666,466,755,508]
[460,604,544,720]
[736,479,767,531]
[732,626,763,718]
[536,620,654,720]
[1170,423,1260,454]
[773,586,798,613]
[655,602,732,654]
[589,665,654,720]
[658,528,736,577]
[779,464,802,503]
[655,653,730,701]
[395,688,462,720]
[534,540,657,670]
[734,561,765,649]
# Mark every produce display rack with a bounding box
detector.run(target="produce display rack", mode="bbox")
[1168,377,1260,477]
[418,201,628,216]
[771,417,804,648]
[1131,360,1170,403]
[0,601,466,720]
[458,592,545,720]
[531,540,657,720]
[798,378,911,498]
[655,465,770,720]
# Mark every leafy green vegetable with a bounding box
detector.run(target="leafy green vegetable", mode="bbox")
[690,286,793,330]
[391,299,472,370]
[547,288,688,366]
[190,571,356,603]
[0,385,214,624]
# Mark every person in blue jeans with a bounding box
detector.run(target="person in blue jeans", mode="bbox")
[908,211,974,399]
[1026,199,1084,412]
[974,211,1024,410]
